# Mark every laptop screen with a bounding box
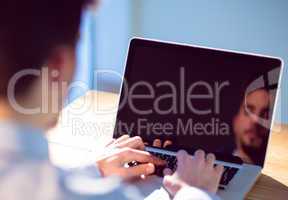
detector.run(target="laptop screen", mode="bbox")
[114,39,282,166]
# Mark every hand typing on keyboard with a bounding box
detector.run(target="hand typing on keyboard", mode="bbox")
[97,135,165,179]
[162,150,224,197]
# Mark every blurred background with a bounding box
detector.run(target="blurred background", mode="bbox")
[70,0,288,124]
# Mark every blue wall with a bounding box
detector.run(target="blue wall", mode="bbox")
[69,11,95,102]
[93,0,132,92]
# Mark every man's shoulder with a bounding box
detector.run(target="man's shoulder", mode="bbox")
[0,159,60,199]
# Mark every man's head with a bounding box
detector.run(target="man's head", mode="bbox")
[233,88,271,164]
[0,0,89,129]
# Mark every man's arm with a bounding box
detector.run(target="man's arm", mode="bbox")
[60,165,219,200]
[61,136,223,200]
[174,187,221,200]
[59,165,143,200]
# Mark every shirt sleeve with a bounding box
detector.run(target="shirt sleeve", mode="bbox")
[58,165,221,200]
[58,165,144,200]
[174,187,221,200]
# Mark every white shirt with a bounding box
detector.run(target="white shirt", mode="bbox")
[0,121,220,200]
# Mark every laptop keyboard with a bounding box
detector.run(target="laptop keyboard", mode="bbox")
[149,151,239,188]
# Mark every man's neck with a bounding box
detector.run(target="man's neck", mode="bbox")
[0,98,49,130]
[0,98,15,120]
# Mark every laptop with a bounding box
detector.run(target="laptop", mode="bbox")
[113,38,283,199]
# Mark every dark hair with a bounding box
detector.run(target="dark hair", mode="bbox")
[231,72,278,120]
[0,0,89,96]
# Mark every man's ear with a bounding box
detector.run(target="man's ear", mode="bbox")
[46,46,75,83]
[89,0,100,9]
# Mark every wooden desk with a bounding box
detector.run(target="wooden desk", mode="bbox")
[247,125,288,200]
[48,91,288,200]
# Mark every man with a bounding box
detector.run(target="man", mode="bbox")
[232,87,271,165]
[0,0,224,199]
[155,84,273,166]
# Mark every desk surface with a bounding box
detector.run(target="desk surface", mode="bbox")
[48,91,288,200]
